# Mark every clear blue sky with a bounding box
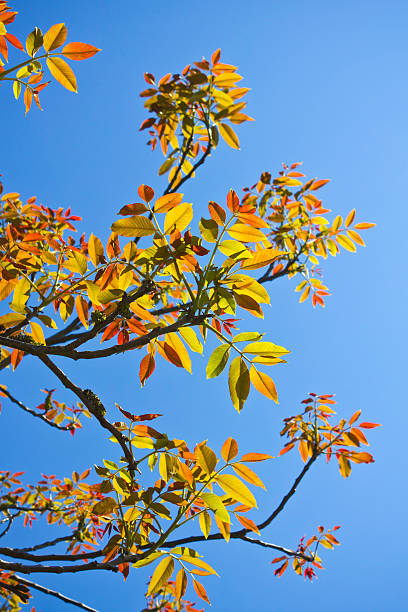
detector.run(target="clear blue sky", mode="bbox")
[2,1,406,610]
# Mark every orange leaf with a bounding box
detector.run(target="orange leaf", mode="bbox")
[249,366,278,403]
[192,579,210,605]
[240,453,273,462]
[75,295,89,328]
[227,189,240,212]
[221,437,238,462]
[208,201,226,225]
[137,184,155,203]
[62,42,100,60]
[309,179,330,191]
[139,353,155,387]
[236,514,260,535]
[359,422,381,429]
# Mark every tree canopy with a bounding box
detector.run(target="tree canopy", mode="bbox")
[0,4,378,611]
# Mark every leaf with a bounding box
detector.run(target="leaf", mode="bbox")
[137,185,155,202]
[338,455,351,478]
[232,463,265,488]
[118,203,149,216]
[92,497,117,516]
[175,568,188,601]
[199,217,218,242]
[111,215,156,237]
[249,366,278,403]
[179,327,203,353]
[88,234,104,266]
[139,353,155,386]
[199,510,211,539]
[164,202,193,234]
[228,357,250,412]
[193,579,210,605]
[147,556,174,596]
[243,341,290,357]
[165,332,191,373]
[0,313,26,329]
[227,223,266,243]
[240,453,273,462]
[46,57,77,92]
[221,438,238,462]
[208,201,226,225]
[62,42,100,60]
[200,492,230,523]
[337,234,356,252]
[26,27,43,57]
[179,555,218,575]
[43,23,67,51]
[236,515,260,535]
[30,322,45,345]
[195,444,217,475]
[214,513,231,541]
[216,474,257,507]
[206,344,230,378]
[154,193,183,213]
[218,123,240,149]
[241,248,283,271]
[359,422,381,429]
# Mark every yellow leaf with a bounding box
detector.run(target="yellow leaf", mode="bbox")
[213,73,242,87]
[179,327,203,354]
[227,223,266,243]
[154,193,183,213]
[165,332,191,373]
[221,437,238,462]
[164,202,193,234]
[216,474,257,507]
[147,556,174,596]
[337,234,356,252]
[43,23,67,51]
[30,322,45,345]
[195,444,217,475]
[218,123,240,149]
[241,248,283,270]
[111,216,156,237]
[249,366,278,403]
[88,234,104,266]
[46,57,77,92]
[179,555,218,575]
[199,511,211,539]
[232,463,265,488]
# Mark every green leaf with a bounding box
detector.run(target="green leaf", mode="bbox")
[91,497,117,516]
[228,356,250,412]
[26,27,43,57]
[216,474,257,507]
[147,556,174,596]
[195,444,217,475]
[179,327,203,354]
[199,218,219,243]
[111,215,156,237]
[233,332,263,343]
[206,344,230,378]
[132,551,163,568]
[199,510,211,539]
[200,492,230,523]
[243,341,290,357]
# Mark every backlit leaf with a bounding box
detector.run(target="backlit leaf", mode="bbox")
[147,556,174,595]
[206,344,230,378]
[227,223,266,243]
[43,23,67,51]
[249,366,278,403]
[233,463,265,488]
[46,57,77,92]
[221,437,238,462]
[154,192,183,213]
[199,510,211,539]
[111,215,156,237]
[218,123,240,149]
[216,474,257,507]
[164,202,193,234]
[62,42,100,60]
[228,356,250,412]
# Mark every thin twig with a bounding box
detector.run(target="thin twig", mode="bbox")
[14,575,98,612]
[0,387,74,432]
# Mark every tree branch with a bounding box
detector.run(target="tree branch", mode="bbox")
[0,387,74,432]
[14,575,98,612]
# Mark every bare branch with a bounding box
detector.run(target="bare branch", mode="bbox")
[14,575,99,612]
[0,387,74,432]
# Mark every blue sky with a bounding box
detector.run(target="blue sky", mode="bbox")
[1,0,406,610]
